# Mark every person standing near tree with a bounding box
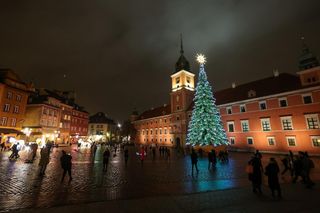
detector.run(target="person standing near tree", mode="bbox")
[191,149,199,174]
[60,150,72,182]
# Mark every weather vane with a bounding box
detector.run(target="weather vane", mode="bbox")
[196,54,206,65]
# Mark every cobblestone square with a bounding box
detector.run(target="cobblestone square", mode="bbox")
[1,145,320,212]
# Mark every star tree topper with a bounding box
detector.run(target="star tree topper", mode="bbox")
[196,54,206,65]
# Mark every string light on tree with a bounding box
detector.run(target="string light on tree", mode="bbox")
[187,54,228,146]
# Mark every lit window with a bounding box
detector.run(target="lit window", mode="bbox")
[261,118,271,131]
[281,116,293,130]
[302,94,313,104]
[164,129,167,134]
[176,105,180,110]
[16,95,22,102]
[3,104,10,112]
[279,98,288,107]
[7,92,12,99]
[176,116,180,121]
[11,118,16,127]
[176,77,180,84]
[229,137,235,145]
[1,117,7,126]
[13,106,19,114]
[247,137,253,145]
[311,136,320,147]
[226,107,232,114]
[286,137,296,146]
[227,121,235,132]
[267,137,275,146]
[259,101,267,110]
[305,114,319,129]
[240,104,246,113]
[241,120,249,132]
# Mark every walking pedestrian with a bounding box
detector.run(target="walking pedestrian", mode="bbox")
[31,143,38,161]
[0,141,5,151]
[152,147,156,160]
[124,148,129,167]
[9,143,20,159]
[292,155,304,183]
[301,152,315,188]
[248,155,263,194]
[191,149,199,174]
[103,148,110,171]
[281,155,291,176]
[60,150,72,182]
[39,146,50,176]
[166,148,170,162]
[140,147,145,166]
[265,158,281,199]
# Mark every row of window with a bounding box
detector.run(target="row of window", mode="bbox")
[227,114,319,132]
[137,118,170,127]
[225,94,314,115]
[3,104,20,113]
[141,128,171,135]
[72,111,88,118]
[6,92,22,102]
[229,136,320,147]
[72,118,87,124]
[42,108,58,117]
[0,117,17,127]
[70,126,87,132]
[144,138,173,143]
[40,118,58,127]
[62,114,71,120]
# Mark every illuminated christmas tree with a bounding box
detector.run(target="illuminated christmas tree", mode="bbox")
[187,54,228,146]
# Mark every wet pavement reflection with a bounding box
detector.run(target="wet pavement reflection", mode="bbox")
[0,145,319,212]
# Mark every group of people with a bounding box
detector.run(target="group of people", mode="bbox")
[247,150,315,199]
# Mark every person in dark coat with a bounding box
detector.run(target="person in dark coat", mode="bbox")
[124,149,129,167]
[207,151,213,170]
[292,155,304,183]
[103,149,111,171]
[60,150,72,182]
[249,155,263,194]
[191,149,199,174]
[265,158,281,198]
[281,155,291,175]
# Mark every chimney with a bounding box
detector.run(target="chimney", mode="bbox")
[232,82,236,88]
[273,69,279,77]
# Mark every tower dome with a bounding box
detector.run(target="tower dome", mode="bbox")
[174,35,191,73]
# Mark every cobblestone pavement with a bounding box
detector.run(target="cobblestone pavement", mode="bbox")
[0,145,320,212]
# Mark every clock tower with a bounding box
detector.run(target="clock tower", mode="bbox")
[170,36,195,113]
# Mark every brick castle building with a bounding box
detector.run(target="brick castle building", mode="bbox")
[132,41,320,154]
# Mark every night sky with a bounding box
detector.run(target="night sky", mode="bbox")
[1,0,320,122]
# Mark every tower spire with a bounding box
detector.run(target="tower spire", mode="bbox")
[180,33,184,55]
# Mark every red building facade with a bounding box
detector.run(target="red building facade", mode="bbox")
[132,43,320,154]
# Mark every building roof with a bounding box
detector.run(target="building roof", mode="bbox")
[89,112,115,124]
[137,104,171,120]
[138,72,319,120]
[213,73,317,105]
